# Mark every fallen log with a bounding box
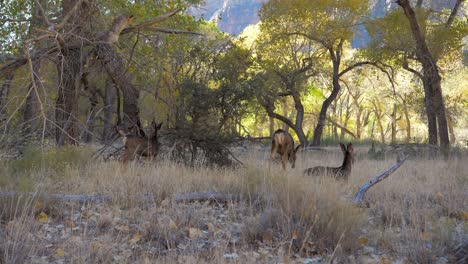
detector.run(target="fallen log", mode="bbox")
[175,191,241,203]
[0,190,240,204]
[353,154,408,204]
[0,190,111,203]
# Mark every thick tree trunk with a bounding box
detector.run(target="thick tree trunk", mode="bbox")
[22,0,48,136]
[422,79,438,145]
[102,78,116,143]
[94,44,143,136]
[55,48,82,145]
[397,0,450,153]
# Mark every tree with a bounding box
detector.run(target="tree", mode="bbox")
[0,0,201,145]
[367,0,467,152]
[259,0,386,146]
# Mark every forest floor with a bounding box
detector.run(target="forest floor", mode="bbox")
[0,145,467,263]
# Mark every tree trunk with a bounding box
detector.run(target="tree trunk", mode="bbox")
[397,0,450,153]
[102,78,116,143]
[22,0,48,136]
[55,48,82,145]
[82,74,99,143]
[23,59,41,135]
[391,104,397,144]
[94,44,143,136]
[55,0,95,145]
[0,73,14,121]
[402,99,411,143]
[312,59,341,145]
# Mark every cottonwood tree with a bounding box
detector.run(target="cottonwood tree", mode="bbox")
[0,0,201,145]
[367,0,467,152]
[259,0,389,146]
[252,21,318,146]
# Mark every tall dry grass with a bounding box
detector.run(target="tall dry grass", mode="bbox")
[0,145,467,262]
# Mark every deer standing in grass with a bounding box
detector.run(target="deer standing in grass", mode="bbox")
[117,122,162,163]
[271,129,301,170]
[304,143,354,180]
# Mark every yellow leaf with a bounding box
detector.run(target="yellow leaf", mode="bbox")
[34,201,43,211]
[90,242,101,252]
[358,236,369,245]
[55,248,65,258]
[458,211,468,220]
[207,223,216,233]
[38,212,49,223]
[188,228,203,239]
[129,233,142,244]
[169,219,177,230]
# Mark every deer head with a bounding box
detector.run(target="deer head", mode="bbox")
[117,122,163,163]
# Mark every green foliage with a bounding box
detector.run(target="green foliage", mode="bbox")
[0,146,93,190]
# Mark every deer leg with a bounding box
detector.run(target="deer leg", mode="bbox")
[281,153,287,170]
[271,142,279,160]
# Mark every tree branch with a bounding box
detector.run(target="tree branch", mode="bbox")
[121,8,184,35]
[446,0,465,28]
[353,154,408,204]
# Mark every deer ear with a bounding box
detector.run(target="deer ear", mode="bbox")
[294,144,301,153]
[156,122,163,130]
[340,143,346,152]
[347,143,353,152]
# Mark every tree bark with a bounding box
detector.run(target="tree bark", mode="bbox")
[23,59,41,135]
[312,56,341,145]
[390,104,397,144]
[102,78,116,143]
[397,0,450,153]
[401,97,411,143]
[55,48,82,145]
[82,74,99,143]
[94,44,143,136]
[0,73,14,121]
[22,0,48,136]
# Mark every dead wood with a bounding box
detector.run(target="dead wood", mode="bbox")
[353,155,408,204]
[175,191,241,203]
[0,190,240,204]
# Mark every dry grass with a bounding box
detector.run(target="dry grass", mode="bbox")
[0,145,467,263]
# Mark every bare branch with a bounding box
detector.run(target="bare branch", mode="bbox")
[121,8,184,35]
[353,155,408,204]
[54,0,85,31]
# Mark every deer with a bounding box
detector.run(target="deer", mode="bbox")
[117,122,163,163]
[304,143,354,180]
[271,129,301,170]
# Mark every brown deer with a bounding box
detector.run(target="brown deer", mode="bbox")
[117,122,162,163]
[304,143,354,180]
[271,129,301,170]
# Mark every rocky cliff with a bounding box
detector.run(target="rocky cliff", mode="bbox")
[190,0,460,37]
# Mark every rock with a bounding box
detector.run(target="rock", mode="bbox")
[303,257,322,264]
[224,253,239,259]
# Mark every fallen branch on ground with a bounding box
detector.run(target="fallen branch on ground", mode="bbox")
[353,154,408,204]
[175,191,240,203]
[0,190,240,204]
